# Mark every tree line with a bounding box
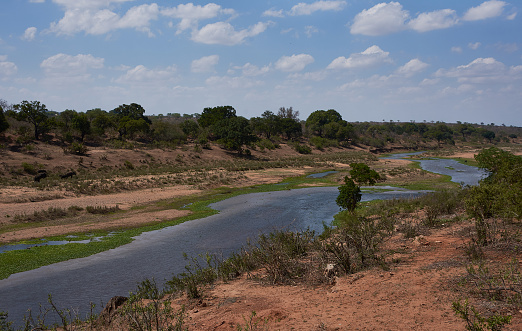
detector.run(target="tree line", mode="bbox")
[0,99,518,154]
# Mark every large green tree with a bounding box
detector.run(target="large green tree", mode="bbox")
[110,103,151,139]
[14,100,51,140]
[213,116,257,153]
[198,105,236,129]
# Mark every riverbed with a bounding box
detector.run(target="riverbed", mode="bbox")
[0,153,486,324]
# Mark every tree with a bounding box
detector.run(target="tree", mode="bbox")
[213,116,257,153]
[72,113,91,142]
[277,106,299,121]
[110,103,151,139]
[13,100,51,140]
[465,148,522,245]
[87,108,113,136]
[180,120,200,139]
[280,117,302,140]
[336,176,362,212]
[198,105,236,129]
[349,163,381,185]
[0,105,9,134]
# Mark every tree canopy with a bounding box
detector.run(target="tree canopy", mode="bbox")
[13,100,51,140]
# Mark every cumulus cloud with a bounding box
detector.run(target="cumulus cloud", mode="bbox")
[327,45,392,70]
[40,53,104,83]
[275,54,315,72]
[469,42,481,50]
[49,1,159,36]
[408,9,458,32]
[463,0,506,21]
[263,8,284,18]
[351,1,508,36]
[289,1,347,16]
[395,59,429,77]
[435,57,522,84]
[350,2,409,36]
[41,53,104,72]
[191,55,219,73]
[191,21,271,45]
[115,64,177,84]
[22,27,38,41]
[231,63,271,76]
[451,46,463,53]
[0,56,18,78]
[162,3,235,34]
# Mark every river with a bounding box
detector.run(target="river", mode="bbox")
[0,152,485,325]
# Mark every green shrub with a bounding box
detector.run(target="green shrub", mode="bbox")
[336,176,361,212]
[292,143,312,154]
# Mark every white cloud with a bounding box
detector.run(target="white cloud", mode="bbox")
[408,9,458,32]
[117,3,159,36]
[350,2,408,36]
[327,45,392,69]
[191,55,219,73]
[22,27,38,41]
[435,57,522,84]
[469,42,481,50]
[40,53,104,84]
[232,63,271,76]
[41,53,104,72]
[0,56,18,79]
[49,1,159,36]
[51,0,133,10]
[161,3,234,34]
[305,25,319,37]
[275,54,314,72]
[29,0,45,3]
[115,64,177,84]
[507,12,517,20]
[289,1,347,16]
[451,46,463,53]
[463,0,506,21]
[395,59,429,77]
[191,21,271,45]
[263,8,284,18]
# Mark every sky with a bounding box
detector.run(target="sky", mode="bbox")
[0,0,521,126]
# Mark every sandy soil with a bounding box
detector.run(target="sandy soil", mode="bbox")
[163,222,522,330]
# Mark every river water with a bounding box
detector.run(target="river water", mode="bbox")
[0,152,485,324]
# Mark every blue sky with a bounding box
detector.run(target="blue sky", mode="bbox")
[1,0,521,125]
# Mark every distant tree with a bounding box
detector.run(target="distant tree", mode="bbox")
[0,105,9,134]
[58,109,77,132]
[336,176,362,212]
[280,117,302,140]
[72,113,91,142]
[87,108,113,136]
[151,121,185,142]
[306,109,344,137]
[251,110,283,139]
[213,116,257,153]
[13,100,52,140]
[180,120,200,138]
[110,103,151,139]
[277,106,299,121]
[198,106,236,129]
[349,163,381,185]
[481,130,496,143]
